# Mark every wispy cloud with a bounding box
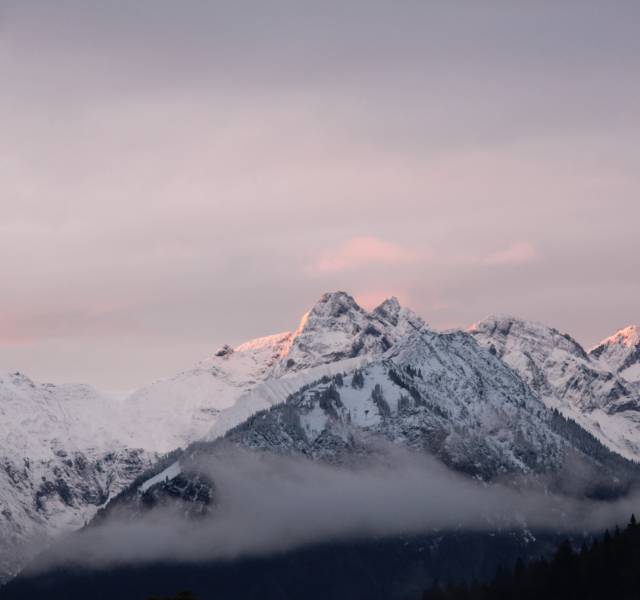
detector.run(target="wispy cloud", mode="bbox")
[311,236,417,274]
[30,446,640,572]
[481,242,538,266]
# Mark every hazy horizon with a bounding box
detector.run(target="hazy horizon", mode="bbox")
[1,1,638,388]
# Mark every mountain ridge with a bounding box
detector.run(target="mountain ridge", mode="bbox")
[1,292,638,584]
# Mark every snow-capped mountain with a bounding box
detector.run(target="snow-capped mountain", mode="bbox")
[2,292,638,585]
[220,327,568,478]
[591,325,640,383]
[0,373,152,582]
[108,324,639,527]
[470,316,640,461]
[273,293,424,375]
[0,292,424,581]
[122,292,425,452]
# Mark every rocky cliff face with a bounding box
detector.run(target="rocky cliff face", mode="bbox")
[470,316,640,461]
[0,373,153,581]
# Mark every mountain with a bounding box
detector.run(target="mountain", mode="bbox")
[122,292,425,452]
[2,293,638,591]
[104,323,639,529]
[470,316,640,461]
[220,327,567,479]
[591,325,640,383]
[0,292,424,581]
[7,317,638,600]
[0,372,152,582]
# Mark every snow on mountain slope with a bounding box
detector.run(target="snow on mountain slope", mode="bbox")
[591,325,640,383]
[2,292,634,585]
[123,292,425,452]
[272,293,424,375]
[0,373,152,582]
[470,316,640,461]
[221,327,566,478]
[0,292,424,582]
[109,327,640,528]
[204,355,373,442]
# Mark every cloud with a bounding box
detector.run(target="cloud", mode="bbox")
[481,242,538,266]
[311,237,417,274]
[28,446,640,573]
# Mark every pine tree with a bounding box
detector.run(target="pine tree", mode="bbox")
[351,369,365,389]
[419,516,640,600]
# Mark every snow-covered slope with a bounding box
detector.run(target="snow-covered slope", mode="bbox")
[0,373,152,581]
[2,293,637,584]
[221,328,567,478]
[0,292,424,581]
[591,325,640,383]
[120,332,293,453]
[272,293,424,375]
[122,292,425,452]
[470,316,640,461]
[111,327,640,527]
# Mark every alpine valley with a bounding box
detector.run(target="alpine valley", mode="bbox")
[2,292,640,599]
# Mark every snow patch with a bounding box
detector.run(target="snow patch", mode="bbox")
[139,461,182,494]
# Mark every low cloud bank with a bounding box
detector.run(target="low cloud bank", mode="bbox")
[32,447,640,571]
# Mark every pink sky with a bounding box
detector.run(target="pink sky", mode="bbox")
[0,2,639,387]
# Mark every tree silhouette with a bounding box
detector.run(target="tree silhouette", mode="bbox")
[422,515,640,600]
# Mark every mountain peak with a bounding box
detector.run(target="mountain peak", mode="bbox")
[375,295,401,310]
[311,291,363,319]
[470,314,589,361]
[590,325,640,382]
[595,325,640,350]
[470,314,533,331]
[373,296,402,325]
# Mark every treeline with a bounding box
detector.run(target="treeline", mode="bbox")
[422,516,640,600]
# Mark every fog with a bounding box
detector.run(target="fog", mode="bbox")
[33,447,640,572]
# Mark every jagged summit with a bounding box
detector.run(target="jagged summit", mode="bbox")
[278,292,425,374]
[203,291,425,377]
[311,290,364,317]
[373,296,401,324]
[470,315,589,360]
[597,325,640,348]
[591,325,640,383]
